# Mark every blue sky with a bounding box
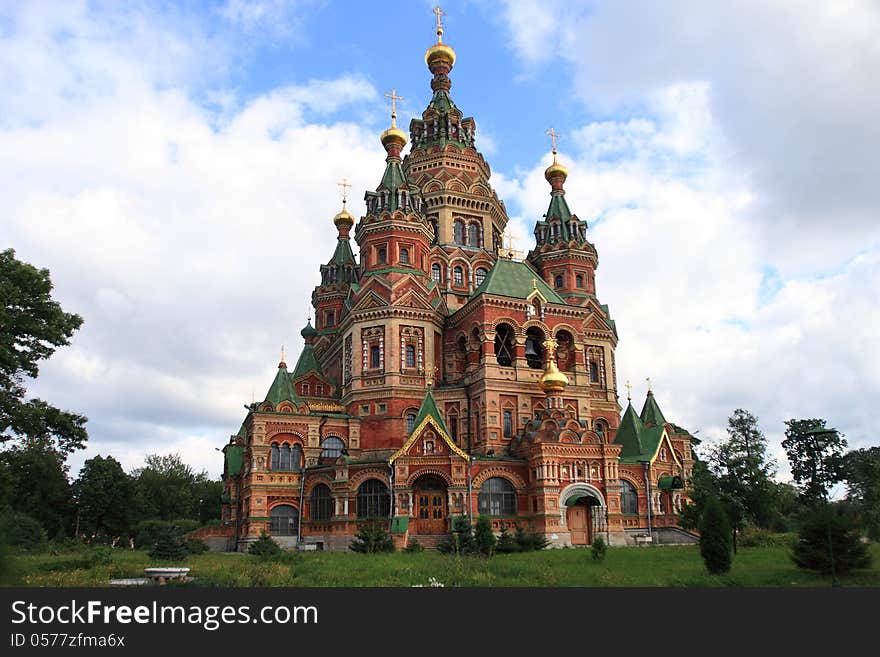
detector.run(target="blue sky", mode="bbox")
[1,1,878,483]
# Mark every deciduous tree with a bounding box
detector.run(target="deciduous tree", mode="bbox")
[782,419,846,505]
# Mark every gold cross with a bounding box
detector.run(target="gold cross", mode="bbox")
[337,177,352,208]
[500,228,523,260]
[625,379,632,401]
[384,88,403,127]
[532,277,538,289]
[646,376,652,392]
[281,344,285,363]
[546,127,560,153]
[434,6,446,42]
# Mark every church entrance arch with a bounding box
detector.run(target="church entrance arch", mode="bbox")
[413,475,447,534]
[560,483,606,546]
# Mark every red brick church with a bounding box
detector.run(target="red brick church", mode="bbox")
[217,13,697,551]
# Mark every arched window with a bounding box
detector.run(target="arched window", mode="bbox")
[405,344,416,368]
[467,223,479,247]
[448,414,458,443]
[525,327,545,369]
[269,504,298,536]
[589,361,599,383]
[503,410,513,437]
[291,444,303,472]
[475,267,488,286]
[270,443,280,470]
[454,221,464,245]
[377,248,386,265]
[400,248,410,264]
[279,444,291,470]
[356,479,390,518]
[453,266,463,286]
[554,275,563,289]
[370,345,381,369]
[310,484,332,521]
[494,323,515,367]
[431,263,442,282]
[551,223,560,239]
[594,420,606,443]
[320,436,345,459]
[576,274,584,288]
[406,412,417,434]
[620,480,638,515]
[478,477,517,516]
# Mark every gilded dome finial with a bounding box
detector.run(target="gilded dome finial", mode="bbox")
[539,337,569,394]
[333,177,355,232]
[426,6,456,72]
[380,88,407,152]
[544,127,569,185]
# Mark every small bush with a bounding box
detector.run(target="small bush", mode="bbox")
[0,511,48,553]
[248,532,283,559]
[86,546,113,567]
[495,524,519,554]
[792,505,871,575]
[591,537,607,562]
[699,496,732,575]
[739,527,795,548]
[404,538,424,553]
[184,538,210,555]
[350,517,395,554]
[513,526,549,552]
[149,527,187,561]
[474,516,497,557]
[439,516,476,555]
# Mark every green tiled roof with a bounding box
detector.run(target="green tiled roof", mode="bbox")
[471,258,565,303]
[225,444,244,477]
[658,475,683,490]
[410,388,449,437]
[331,238,356,266]
[640,392,667,426]
[292,342,322,380]
[264,363,303,407]
[614,401,665,463]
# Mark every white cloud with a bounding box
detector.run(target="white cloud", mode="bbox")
[1,1,385,478]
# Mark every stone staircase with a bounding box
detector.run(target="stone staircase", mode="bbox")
[408,534,449,551]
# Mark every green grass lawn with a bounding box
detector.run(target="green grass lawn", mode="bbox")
[3,543,879,587]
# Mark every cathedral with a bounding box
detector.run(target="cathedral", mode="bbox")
[214,12,697,551]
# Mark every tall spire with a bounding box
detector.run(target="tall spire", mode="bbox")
[532,127,587,245]
[380,87,407,158]
[425,6,456,74]
[333,177,354,237]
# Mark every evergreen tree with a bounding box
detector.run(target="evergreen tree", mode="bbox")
[148,527,187,561]
[843,446,880,540]
[699,496,732,575]
[349,517,394,553]
[707,409,776,548]
[439,515,476,555]
[591,536,607,562]
[495,523,518,553]
[792,504,871,576]
[248,532,282,559]
[1,249,87,455]
[782,419,847,505]
[473,515,496,556]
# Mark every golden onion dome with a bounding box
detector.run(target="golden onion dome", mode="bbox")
[544,154,569,183]
[425,42,456,70]
[380,125,408,150]
[539,360,569,394]
[333,207,354,230]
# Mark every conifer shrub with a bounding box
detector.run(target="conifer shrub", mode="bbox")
[791,505,871,575]
[591,537,607,562]
[404,538,423,553]
[248,532,283,559]
[495,523,519,553]
[513,526,550,552]
[184,538,210,555]
[439,515,476,555]
[149,527,188,561]
[699,496,732,574]
[474,516,497,557]
[349,517,395,553]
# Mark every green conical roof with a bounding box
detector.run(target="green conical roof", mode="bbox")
[263,362,303,407]
[640,391,667,426]
[292,342,322,380]
[331,238,356,266]
[409,387,449,437]
[613,401,666,463]
[471,258,565,303]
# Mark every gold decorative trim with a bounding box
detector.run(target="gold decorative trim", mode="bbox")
[389,414,470,464]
